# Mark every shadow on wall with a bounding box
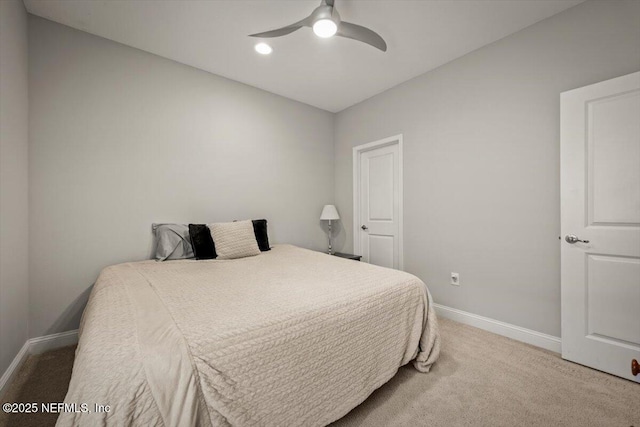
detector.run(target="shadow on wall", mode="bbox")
[45,285,93,336]
[333,220,346,253]
[148,226,158,260]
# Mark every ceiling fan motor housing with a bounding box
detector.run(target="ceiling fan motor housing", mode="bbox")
[311,4,341,27]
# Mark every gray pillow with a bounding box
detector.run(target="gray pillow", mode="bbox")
[152,223,195,261]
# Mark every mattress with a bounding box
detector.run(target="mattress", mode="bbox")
[57,244,440,426]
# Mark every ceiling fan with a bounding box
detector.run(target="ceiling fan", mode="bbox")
[249,0,387,52]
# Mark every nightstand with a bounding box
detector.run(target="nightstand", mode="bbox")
[332,252,362,261]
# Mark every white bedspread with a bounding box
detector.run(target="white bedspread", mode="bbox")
[57,245,440,426]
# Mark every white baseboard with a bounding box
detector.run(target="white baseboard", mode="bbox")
[433,303,561,353]
[0,341,30,398]
[29,329,78,355]
[0,329,79,398]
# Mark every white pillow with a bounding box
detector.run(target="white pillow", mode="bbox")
[209,220,261,260]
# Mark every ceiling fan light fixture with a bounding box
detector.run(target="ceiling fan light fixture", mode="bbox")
[254,42,273,55]
[312,19,337,38]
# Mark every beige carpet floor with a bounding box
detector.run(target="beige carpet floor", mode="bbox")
[0,344,75,427]
[1,318,638,427]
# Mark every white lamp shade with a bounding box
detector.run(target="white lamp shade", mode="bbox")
[320,204,340,221]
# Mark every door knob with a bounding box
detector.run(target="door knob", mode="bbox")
[361,225,368,231]
[565,234,589,244]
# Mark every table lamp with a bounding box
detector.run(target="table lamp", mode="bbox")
[320,204,340,254]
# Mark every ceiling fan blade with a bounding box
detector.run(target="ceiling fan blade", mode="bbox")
[249,17,312,38]
[337,21,387,52]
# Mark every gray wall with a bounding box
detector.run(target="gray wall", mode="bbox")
[16,0,640,342]
[0,0,30,375]
[334,0,640,337]
[28,17,334,337]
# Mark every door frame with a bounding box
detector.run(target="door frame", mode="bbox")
[352,134,404,270]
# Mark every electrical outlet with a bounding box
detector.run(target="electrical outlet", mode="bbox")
[450,272,460,286]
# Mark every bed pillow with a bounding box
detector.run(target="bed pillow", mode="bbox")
[152,223,195,261]
[252,219,271,252]
[209,220,261,260]
[188,224,217,260]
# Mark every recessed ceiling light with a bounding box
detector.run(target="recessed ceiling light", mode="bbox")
[254,42,273,55]
[312,19,337,38]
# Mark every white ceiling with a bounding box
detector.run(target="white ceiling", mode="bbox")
[24,0,583,112]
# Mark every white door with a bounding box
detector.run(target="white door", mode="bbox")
[561,71,640,382]
[353,135,403,269]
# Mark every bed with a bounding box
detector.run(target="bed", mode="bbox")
[57,244,440,427]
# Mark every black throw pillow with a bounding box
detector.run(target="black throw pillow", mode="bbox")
[252,219,271,252]
[188,224,216,259]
